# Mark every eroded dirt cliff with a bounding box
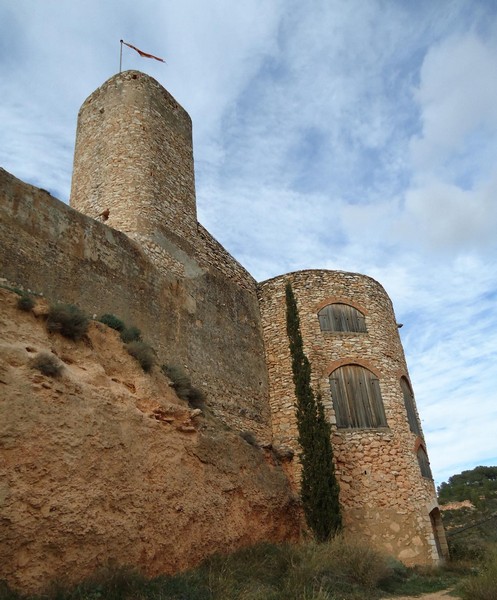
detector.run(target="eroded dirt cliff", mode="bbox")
[0,288,300,593]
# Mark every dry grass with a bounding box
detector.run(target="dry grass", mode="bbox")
[46,304,89,341]
[459,548,497,600]
[125,341,155,372]
[30,353,63,377]
[0,539,469,600]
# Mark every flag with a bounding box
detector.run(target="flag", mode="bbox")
[121,40,165,63]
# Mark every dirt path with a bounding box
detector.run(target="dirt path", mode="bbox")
[383,589,456,600]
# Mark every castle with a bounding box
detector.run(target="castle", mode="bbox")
[0,70,448,568]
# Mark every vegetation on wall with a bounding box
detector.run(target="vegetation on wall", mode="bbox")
[285,282,341,541]
[120,325,142,343]
[161,364,206,408]
[97,313,144,347]
[16,293,35,312]
[97,313,126,333]
[125,340,155,372]
[46,303,89,341]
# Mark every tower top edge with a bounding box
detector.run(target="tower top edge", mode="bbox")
[258,269,391,298]
[78,70,191,123]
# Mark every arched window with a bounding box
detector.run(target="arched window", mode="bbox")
[417,445,433,479]
[318,303,367,333]
[329,365,387,428]
[401,377,422,436]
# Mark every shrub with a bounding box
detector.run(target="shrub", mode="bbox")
[47,303,89,341]
[0,284,24,296]
[449,533,488,562]
[161,364,206,408]
[31,353,63,377]
[460,548,497,600]
[187,387,206,409]
[98,313,125,332]
[325,536,392,589]
[17,294,35,311]
[240,431,259,447]
[59,565,148,600]
[0,580,22,599]
[161,364,191,396]
[125,341,155,372]
[285,537,391,596]
[120,326,142,343]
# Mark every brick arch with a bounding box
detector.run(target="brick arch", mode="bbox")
[414,436,426,453]
[314,297,369,315]
[324,358,382,378]
[395,369,412,385]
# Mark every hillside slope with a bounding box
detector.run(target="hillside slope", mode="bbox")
[438,466,497,558]
[0,288,300,594]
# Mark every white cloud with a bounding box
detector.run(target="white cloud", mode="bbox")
[411,33,497,167]
[398,176,497,252]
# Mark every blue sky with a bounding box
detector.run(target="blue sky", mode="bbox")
[1,0,496,487]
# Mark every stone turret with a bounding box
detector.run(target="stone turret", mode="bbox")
[258,269,449,565]
[70,70,197,244]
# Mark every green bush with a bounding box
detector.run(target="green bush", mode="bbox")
[31,353,63,377]
[0,284,25,296]
[98,313,125,332]
[126,341,155,372]
[120,326,142,343]
[448,533,489,562]
[460,548,497,600]
[161,364,206,408]
[17,294,35,312]
[46,304,89,341]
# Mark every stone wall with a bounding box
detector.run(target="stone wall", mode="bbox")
[1,67,449,572]
[258,270,448,564]
[0,167,271,441]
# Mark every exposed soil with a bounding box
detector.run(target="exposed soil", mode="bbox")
[384,589,457,600]
[0,288,300,594]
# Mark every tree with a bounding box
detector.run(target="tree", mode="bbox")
[438,465,497,504]
[285,282,341,541]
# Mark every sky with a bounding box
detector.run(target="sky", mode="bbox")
[1,0,496,487]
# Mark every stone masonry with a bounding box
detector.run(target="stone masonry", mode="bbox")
[0,70,448,568]
[258,271,448,563]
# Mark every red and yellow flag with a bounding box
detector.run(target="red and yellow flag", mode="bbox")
[121,40,165,63]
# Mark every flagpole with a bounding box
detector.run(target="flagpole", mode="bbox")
[119,40,123,73]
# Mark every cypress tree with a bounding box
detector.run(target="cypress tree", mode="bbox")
[285,282,341,541]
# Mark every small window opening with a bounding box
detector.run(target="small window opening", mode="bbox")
[401,377,422,436]
[417,445,433,479]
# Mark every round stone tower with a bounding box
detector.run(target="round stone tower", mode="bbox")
[258,269,448,565]
[70,70,197,244]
